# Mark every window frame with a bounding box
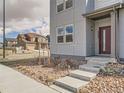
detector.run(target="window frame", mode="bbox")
[56,0,65,13]
[65,24,74,43]
[56,24,74,44]
[56,0,73,13]
[65,0,73,9]
[56,26,65,44]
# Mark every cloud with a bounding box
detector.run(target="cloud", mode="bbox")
[0,18,49,36]
[0,0,50,21]
[0,0,50,42]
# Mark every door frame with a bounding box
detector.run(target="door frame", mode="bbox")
[99,26,111,54]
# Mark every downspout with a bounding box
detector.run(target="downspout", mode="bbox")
[116,9,120,63]
[114,4,123,63]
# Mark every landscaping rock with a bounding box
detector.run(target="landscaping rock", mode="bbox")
[83,63,124,93]
[11,61,71,85]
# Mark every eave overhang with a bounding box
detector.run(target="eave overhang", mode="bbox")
[83,3,124,19]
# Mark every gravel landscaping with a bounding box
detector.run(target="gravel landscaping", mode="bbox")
[2,58,124,93]
[82,76,124,93]
[5,60,72,86]
[81,63,124,93]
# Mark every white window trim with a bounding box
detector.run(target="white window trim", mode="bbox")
[65,0,73,10]
[56,0,65,13]
[56,26,65,36]
[56,24,74,44]
[65,24,74,43]
[56,26,65,44]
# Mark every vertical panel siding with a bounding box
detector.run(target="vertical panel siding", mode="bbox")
[119,9,124,58]
[50,0,87,56]
[95,0,123,10]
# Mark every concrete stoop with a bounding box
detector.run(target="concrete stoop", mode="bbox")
[50,85,74,93]
[50,57,114,93]
[70,70,96,81]
[79,64,100,73]
[85,57,117,65]
[54,76,88,93]
[50,70,96,93]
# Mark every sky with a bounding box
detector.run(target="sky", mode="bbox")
[0,0,50,42]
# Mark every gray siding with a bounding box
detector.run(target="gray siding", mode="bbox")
[95,0,123,10]
[50,0,124,59]
[50,0,87,57]
[119,9,124,58]
[86,19,95,56]
[85,0,94,13]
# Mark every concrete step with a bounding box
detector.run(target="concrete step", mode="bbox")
[86,61,107,66]
[54,76,88,93]
[70,70,96,81]
[86,57,116,63]
[50,85,74,93]
[79,65,100,73]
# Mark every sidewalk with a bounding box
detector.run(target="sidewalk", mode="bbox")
[0,64,59,93]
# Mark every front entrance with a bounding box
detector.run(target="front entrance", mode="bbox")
[99,26,111,54]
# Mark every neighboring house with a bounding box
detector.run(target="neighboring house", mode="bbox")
[5,38,17,48]
[50,0,124,61]
[17,33,48,51]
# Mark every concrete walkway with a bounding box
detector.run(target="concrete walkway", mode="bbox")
[0,64,59,93]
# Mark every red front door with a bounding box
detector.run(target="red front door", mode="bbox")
[99,26,111,54]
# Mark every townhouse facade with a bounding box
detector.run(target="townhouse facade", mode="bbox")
[50,0,124,61]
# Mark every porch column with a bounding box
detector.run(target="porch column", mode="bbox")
[111,11,117,58]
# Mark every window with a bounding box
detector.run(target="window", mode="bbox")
[56,0,64,12]
[65,25,73,42]
[56,24,74,43]
[57,27,65,35]
[56,0,73,13]
[57,27,65,43]
[66,24,73,34]
[57,36,64,43]
[65,0,73,9]
[66,34,73,42]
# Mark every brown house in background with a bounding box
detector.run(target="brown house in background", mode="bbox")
[17,33,48,51]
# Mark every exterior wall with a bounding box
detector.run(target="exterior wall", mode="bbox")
[86,19,95,56]
[95,18,111,55]
[50,0,124,59]
[85,0,94,13]
[26,44,35,51]
[50,0,87,57]
[95,0,123,10]
[119,8,124,59]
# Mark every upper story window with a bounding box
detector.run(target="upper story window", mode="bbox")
[65,0,73,9]
[56,0,64,12]
[56,0,73,13]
